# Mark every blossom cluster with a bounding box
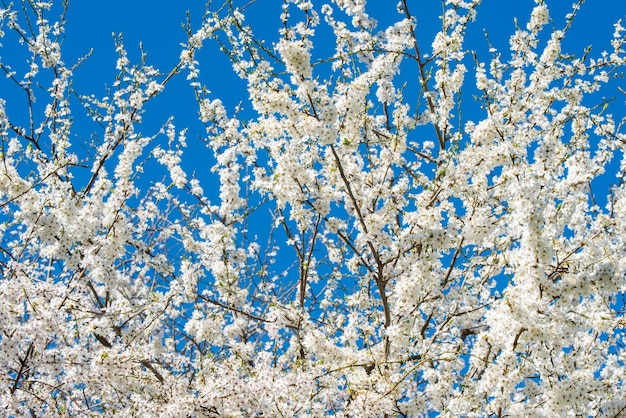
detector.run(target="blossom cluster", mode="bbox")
[0,0,624,416]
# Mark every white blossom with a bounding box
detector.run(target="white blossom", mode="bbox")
[0,0,624,416]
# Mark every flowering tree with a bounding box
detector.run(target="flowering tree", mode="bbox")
[0,0,625,415]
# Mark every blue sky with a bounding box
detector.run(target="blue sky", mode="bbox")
[59,0,625,136]
[3,0,623,149]
[62,0,624,102]
[54,0,626,199]
[2,0,625,283]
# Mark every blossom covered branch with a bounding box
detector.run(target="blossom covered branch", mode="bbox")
[0,0,624,416]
